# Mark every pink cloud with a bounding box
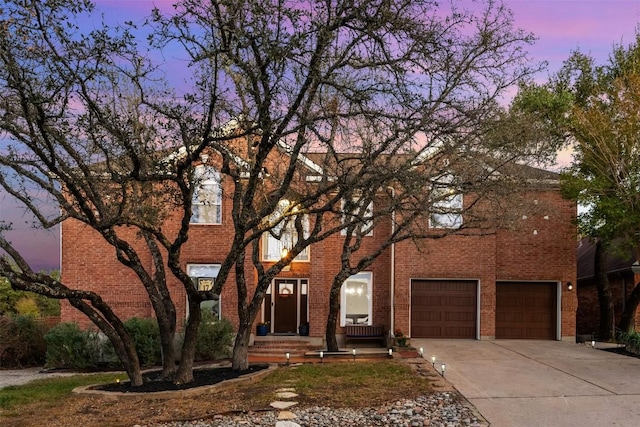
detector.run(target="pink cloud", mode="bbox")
[506,1,640,72]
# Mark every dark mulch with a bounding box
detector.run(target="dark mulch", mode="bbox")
[600,346,640,359]
[98,364,269,393]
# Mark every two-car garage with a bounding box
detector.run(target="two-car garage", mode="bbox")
[410,279,559,340]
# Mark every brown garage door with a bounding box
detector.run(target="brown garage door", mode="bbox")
[411,280,477,338]
[496,282,557,339]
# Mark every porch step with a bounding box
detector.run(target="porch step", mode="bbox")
[250,338,321,357]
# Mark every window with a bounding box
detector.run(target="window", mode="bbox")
[340,272,372,326]
[429,174,463,229]
[262,200,309,261]
[341,197,374,237]
[191,165,222,224]
[187,264,220,319]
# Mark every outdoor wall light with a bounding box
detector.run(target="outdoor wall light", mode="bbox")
[567,282,573,291]
[281,248,291,271]
[441,363,446,377]
[431,355,436,367]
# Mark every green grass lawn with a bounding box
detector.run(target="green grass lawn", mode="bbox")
[0,373,121,412]
[252,360,433,407]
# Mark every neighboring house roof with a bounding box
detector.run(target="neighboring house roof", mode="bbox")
[577,238,637,280]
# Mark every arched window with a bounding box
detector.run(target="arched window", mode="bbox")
[191,166,222,224]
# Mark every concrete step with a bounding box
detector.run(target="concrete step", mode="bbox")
[250,338,321,357]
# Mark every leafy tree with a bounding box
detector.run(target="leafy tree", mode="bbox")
[0,0,545,384]
[0,275,60,317]
[564,67,640,334]
[516,33,640,337]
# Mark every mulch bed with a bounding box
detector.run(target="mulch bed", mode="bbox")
[98,364,269,393]
[600,346,640,359]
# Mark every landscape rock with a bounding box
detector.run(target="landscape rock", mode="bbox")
[151,392,484,426]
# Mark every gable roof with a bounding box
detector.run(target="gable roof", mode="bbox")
[577,238,637,280]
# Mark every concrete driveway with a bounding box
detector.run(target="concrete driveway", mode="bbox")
[411,339,640,427]
[0,367,83,389]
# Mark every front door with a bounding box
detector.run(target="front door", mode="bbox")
[273,279,298,333]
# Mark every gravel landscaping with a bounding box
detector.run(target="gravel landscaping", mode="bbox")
[146,393,484,427]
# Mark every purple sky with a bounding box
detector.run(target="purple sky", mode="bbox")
[1,0,638,272]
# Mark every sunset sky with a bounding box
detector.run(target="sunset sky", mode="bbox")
[1,0,639,271]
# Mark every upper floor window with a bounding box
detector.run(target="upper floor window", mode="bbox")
[191,165,222,224]
[262,199,309,261]
[429,174,463,229]
[341,196,374,237]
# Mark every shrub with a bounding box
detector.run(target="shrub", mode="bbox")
[617,329,640,354]
[0,315,48,368]
[195,313,234,361]
[15,297,40,317]
[124,317,161,368]
[44,322,101,369]
[100,317,162,368]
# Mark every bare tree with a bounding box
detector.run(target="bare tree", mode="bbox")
[0,0,230,384]
[0,0,547,383]
[152,0,548,369]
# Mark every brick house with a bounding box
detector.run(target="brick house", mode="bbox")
[60,151,577,343]
[576,238,640,338]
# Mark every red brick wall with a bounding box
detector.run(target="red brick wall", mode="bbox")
[61,177,576,342]
[60,173,243,329]
[305,201,393,337]
[495,191,577,339]
[61,220,154,328]
[394,233,498,338]
[393,189,576,340]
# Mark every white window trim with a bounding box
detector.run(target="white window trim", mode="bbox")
[191,165,222,225]
[340,271,373,327]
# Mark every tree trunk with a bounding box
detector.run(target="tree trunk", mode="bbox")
[595,240,615,341]
[620,282,640,332]
[106,330,143,386]
[121,343,144,387]
[158,323,177,380]
[174,298,201,384]
[232,322,252,371]
[325,283,342,352]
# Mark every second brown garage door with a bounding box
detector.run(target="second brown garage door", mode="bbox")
[496,282,557,339]
[411,279,477,338]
